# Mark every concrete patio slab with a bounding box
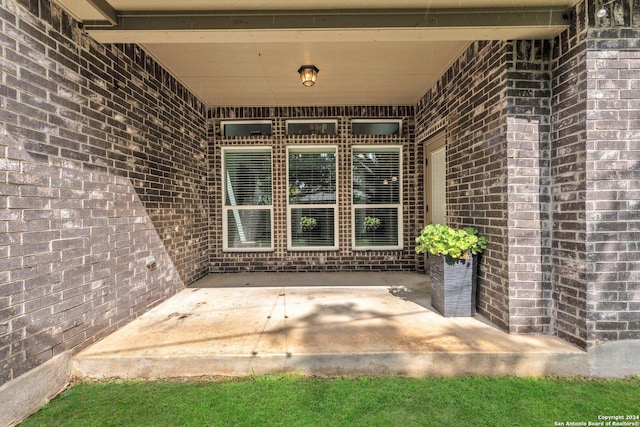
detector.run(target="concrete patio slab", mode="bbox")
[73,272,588,378]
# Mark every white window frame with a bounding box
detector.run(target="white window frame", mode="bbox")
[352,145,403,251]
[287,145,339,251]
[351,118,403,136]
[222,146,274,252]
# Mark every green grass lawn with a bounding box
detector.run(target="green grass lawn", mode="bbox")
[21,375,640,427]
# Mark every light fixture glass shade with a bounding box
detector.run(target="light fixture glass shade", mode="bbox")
[298,65,319,87]
[597,0,616,18]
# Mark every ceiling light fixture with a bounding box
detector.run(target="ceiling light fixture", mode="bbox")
[298,65,319,87]
[597,0,616,18]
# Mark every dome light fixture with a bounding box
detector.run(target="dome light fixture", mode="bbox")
[298,65,319,87]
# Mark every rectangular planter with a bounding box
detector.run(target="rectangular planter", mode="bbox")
[429,254,477,317]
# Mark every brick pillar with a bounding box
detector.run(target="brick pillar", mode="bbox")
[505,40,553,334]
[548,0,640,349]
[585,28,640,344]
[549,1,590,348]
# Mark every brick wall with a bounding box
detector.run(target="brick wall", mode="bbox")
[416,40,556,334]
[415,0,640,347]
[208,106,419,272]
[416,41,513,331]
[2,0,638,392]
[550,0,640,348]
[584,16,640,342]
[506,40,553,334]
[550,1,589,348]
[0,0,208,386]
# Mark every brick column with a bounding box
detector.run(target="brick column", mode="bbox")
[585,28,640,344]
[505,40,553,334]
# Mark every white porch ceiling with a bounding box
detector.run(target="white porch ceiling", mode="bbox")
[54,0,580,107]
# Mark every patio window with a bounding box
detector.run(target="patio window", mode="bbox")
[352,119,402,136]
[287,146,338,250]
[286,119,338,136]
[223,147,273,251]
[352,146,402,250]
[221,120,272,137]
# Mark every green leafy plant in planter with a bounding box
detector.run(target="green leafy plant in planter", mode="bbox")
[363,216,381,232]
[299,216,317,232]
[415,224,487,317]
[415,223,487,259]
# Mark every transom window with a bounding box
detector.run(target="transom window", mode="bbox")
[352,119,402,136]
[286,119,338,136]
[222,147,273,251]
[287,146,338,250]
[220,120,272,137]
[352,146,402,250]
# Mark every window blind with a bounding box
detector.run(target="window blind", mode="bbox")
[223,148,273,251]
[352,146,402,249]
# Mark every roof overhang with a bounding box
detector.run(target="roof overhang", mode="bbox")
[52,1,578,106]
